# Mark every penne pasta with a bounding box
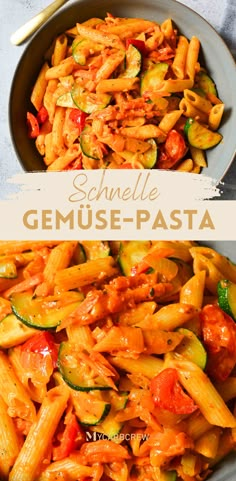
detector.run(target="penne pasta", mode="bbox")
[0,350,36,422]
[179,97,208,123]
[185,36,200,80]
[180,270,206,308]
[0,240,235,480]
[9,386,69,481]
[184,89,212,114]
[172,35,189,79]
[0,395,21,478]
[209,102,225,130]
[51,106,66,155]
[158,109,184,133]
[55,255,119,291]
[52,34,68,67]
[30,62,49,111]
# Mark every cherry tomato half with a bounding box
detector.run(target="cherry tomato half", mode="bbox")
[150,368,197,414]
[200,304,236,381]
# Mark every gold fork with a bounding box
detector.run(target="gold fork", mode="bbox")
[10,0,70,46]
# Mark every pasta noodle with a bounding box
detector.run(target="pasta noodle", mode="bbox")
[26,14,224,173]
[0,240,235,480]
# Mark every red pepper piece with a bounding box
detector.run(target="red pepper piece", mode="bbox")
[22,331,58,368]
[37,106,49,125]
[69,109,88,134]
[53,411,85,461]
[150,368,198,414]
[126,38,147,55]
[26,112,40,138]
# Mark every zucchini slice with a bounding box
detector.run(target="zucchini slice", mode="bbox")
[196,71,218,96]
[118,241,152,276]
[73,391,111,425]
[218,279,236,321]
[120,44,142,78]
[58,342,112,391]
[140,138,158,168]
[80,241,110,260]
[184,118,222,149]
[175,328,207,369]
[80,126,101,160]
[141,63,169,95]
[160,471,177,481]
[71,84,111,114]
[92,390,128,439]
[56,92,76,108]
[72,38,103,66]
[0,314,36,349]
[11,292,82,330]
[72,243,86,265]
[0,260,17,278]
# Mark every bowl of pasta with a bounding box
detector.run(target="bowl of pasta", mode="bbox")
[9,0,236,179]
[0,239,236,480]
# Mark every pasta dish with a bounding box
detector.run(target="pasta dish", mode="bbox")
[0,240,235,480]
[26,15,224,172]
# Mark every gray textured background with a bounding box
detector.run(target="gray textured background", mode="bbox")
[0,0,235,199]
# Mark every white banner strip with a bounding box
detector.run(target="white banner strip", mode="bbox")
[5,170,221,202]
[0,170,234,240]
[1,200,236,240]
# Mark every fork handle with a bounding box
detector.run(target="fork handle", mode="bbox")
[10,0,68,45]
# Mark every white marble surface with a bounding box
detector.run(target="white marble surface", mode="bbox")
[0,0,235,199]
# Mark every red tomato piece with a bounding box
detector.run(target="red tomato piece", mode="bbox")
[26,112,40,138]
[150,368,198,414]
[53,411,85,461]
[155,146,174,169]
[69,109,88,134]
[22,331,58,368]
[126,38,147,55]
[37,106,48,125]
[165,129,187,162]
[200,304,236,381]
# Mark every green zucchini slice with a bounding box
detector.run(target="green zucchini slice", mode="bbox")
[73,391,111,425]
[73,243,86,265]
[184,118,222,149]
[141,138,158,168]
[11,292,82,330]
[141,63,169,95]
[72,38,103,66]
[218,279,236,321]
[0,314,36,349]
[120,44,142,78]
[56,92,76,108]
[160,471,177,481]
[80,241,110,260]
[80,126,101,159]
[0,260,17,278]
[58,342,112,391]
[196,71,218,96]
[71,84,111,114]
[92,390,129,438]
[175,328,207,369]
[118,241,152,276]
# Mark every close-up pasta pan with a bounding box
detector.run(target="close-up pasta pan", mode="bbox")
[9,0,236,179]
[0,239,236,480]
